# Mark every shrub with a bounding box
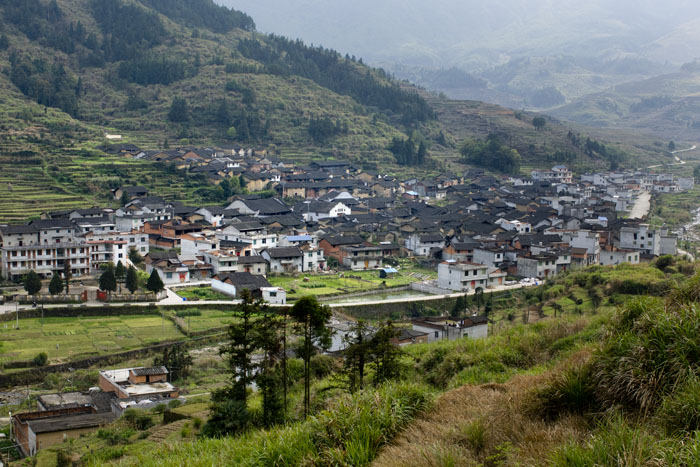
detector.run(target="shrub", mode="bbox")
[311,354,339,379]
[123,409,155,430]
[167,399,183,409]
[33,352,48,366]
[592,297,700,412]
[528,360,597,420]
[97,428,135,445]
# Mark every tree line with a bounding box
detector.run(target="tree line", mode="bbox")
[308,117,349,143]
[140,0,255,33]
[388,135,428,166]
[236,36,434,125]
[9,53,80,116]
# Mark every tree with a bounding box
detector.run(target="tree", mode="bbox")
[668,141,676,151]
[451,294,466,318]
[146,269,164,294]
[256,310,284,426]
[154,345,193,382]
[24,270,42,296]
[371,321,402,385]
[289,296,332,417]
[206,289,263,435]
[342,320,372,393]
[125,265,138,293]
[49,271,64,295]
[128,247,144,267]
[168,97,190,122]
[474,287,484,311]
[99,268,117,294]
[532,116,546,130]
[119,190,130,206]
[63,261,72,294]
[115,261,126,283]
[226,126,237,140]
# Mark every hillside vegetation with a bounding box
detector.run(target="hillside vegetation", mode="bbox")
[0,1,672,219]
[19,261,700,466]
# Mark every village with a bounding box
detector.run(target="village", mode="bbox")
[0,146,688,306]
[0,147,695,460]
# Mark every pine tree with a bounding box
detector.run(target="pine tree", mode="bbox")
[24,270,42,296]
[371,321,402,385]
[290,296,332,417]
[49,271,64,295]
[63,261,72,294]
[342,320,372,393]
[125,266,138,293]
[146,269,164,294]
[115,261,126,283]
[120,190,130,206]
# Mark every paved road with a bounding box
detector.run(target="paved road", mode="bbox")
[628,191,651,219]
[0,282,535,314]
[647,145,694,169]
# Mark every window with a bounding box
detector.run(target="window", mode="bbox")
[269,291,277,297]
[166,272,172,279]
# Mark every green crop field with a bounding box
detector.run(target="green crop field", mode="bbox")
[268,260,437,300]
[0,314,183,366]
[164,308,240,333]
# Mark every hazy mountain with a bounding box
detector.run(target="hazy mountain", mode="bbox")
[224,0,700,110]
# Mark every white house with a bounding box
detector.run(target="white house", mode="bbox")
[437,261,494,292]
[411,316,488,343]
[405,233,445,257]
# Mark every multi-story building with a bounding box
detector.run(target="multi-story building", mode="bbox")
[0,222,91,280]
[437,261,500,292]
[339,245,383,270]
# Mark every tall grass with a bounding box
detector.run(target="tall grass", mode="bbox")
[126,382,432,466]
[552,414,700,466]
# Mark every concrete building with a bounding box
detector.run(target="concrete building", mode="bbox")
[339,245,384,270]
[13,407,116,457]
[411,316,488,343]
[437,261,490,292]
[99,367,179,400]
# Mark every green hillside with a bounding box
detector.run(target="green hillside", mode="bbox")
[0,0,673,222]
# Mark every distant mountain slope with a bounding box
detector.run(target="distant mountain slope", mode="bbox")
[550,67,700,140]
[0,0,672,223]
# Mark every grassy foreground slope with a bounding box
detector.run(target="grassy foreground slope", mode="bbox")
[377,271,700,466]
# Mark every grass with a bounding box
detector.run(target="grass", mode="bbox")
[0,314,183,366]
[108,382,432,467]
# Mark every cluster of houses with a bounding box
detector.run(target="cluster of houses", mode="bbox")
[0,156,685,301]
[12,365,180,457]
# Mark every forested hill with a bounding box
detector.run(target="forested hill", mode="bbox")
[0,0,434,161]
[0,0,661,174]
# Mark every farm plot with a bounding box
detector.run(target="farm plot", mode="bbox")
[0,314,184,366]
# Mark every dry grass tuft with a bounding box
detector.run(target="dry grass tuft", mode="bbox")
[373,373,588,467]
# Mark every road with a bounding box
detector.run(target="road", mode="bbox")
[0,282,536,314]
[628,191,651,219]
[647,145,695,169]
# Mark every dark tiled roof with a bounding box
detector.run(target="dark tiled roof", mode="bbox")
[265,247,303,258]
